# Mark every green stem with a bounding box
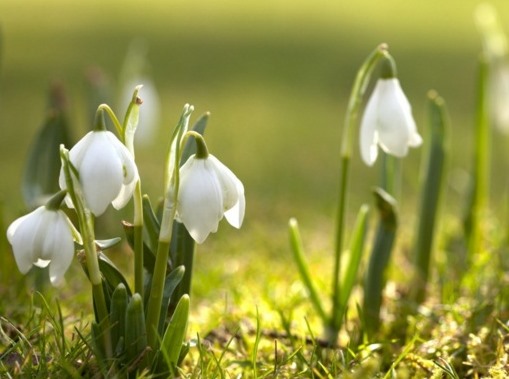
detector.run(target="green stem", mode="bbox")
[146,161,181,354]
[97,103,123,137]
[330,44,389,342]
[380,153,401,198]
[145,104,193,357]
[133,180,144,297]
[59,146,112,358]
[145,239,172,353]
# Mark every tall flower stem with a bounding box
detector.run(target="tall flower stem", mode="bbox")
[145,106,194,355]
[121,88,144,297]
[133,181,144,296]
[329,44,390,344]
[60,146,112,358]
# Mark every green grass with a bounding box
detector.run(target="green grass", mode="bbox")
[3,0,509,377]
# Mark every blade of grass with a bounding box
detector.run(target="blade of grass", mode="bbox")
[288,218,327,325]
[333,204,369,337]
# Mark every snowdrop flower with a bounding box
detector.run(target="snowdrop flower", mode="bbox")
[59,130,138,216]
[360,58,422,166]
[7,192,77,285]
[176,154,245,244]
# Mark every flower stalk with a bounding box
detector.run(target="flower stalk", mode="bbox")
[121,86,144,296]
[60,145,112,358]
[329,43,390,344]
[145,105,194,354]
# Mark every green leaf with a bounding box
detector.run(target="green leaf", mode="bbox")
[91,321,106,362]
[155,294,190,374]
[463,56,490,260]
[125,294,148,368]
[97,252,132,298]
[158,265,185,335]
[22,84,72,209]
[169,221,195,307]
[338,204,369,322]
[363,188,397,336]
[95,237,122,251]
[288,218,327,324]
[110,283,129,357]
[142,194,161,264]
[412,91,448,303]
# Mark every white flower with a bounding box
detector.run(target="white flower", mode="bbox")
[176,154,245,244]
[360,78,422,166]
[59,130,139,216]
[7,206,75,285]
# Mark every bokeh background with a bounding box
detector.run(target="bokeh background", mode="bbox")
[2,0,509,290]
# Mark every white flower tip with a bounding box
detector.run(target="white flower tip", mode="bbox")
[409,132,423,147]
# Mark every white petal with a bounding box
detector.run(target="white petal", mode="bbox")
[360,83,381,166]
[112,180,137,210]
[224,178,245,228]
[208,155,241,210]
[47,213,75,285]
[375,79,418,157]
[34,259,51,268]
[78,132,124,215]
[178,157,223,243]
[108,132,139,210]
[60,132,97,209]
[7,207,45,274]
[105,131,139,185]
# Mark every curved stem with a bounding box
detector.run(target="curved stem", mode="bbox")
[330,44,390,342]
[97,103,123,137]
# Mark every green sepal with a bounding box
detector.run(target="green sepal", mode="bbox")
[158,265,185,335]
[125,294,148,368]
[153,294,190,374]
[22,84,72,209]
[110,283,129,358]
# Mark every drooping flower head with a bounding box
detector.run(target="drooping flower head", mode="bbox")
[6,191,79,285]
[360,55,422,166]
[176,135,245,243]
[59,124,138,216]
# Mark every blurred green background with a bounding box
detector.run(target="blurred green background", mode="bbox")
[2,0,509,242]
